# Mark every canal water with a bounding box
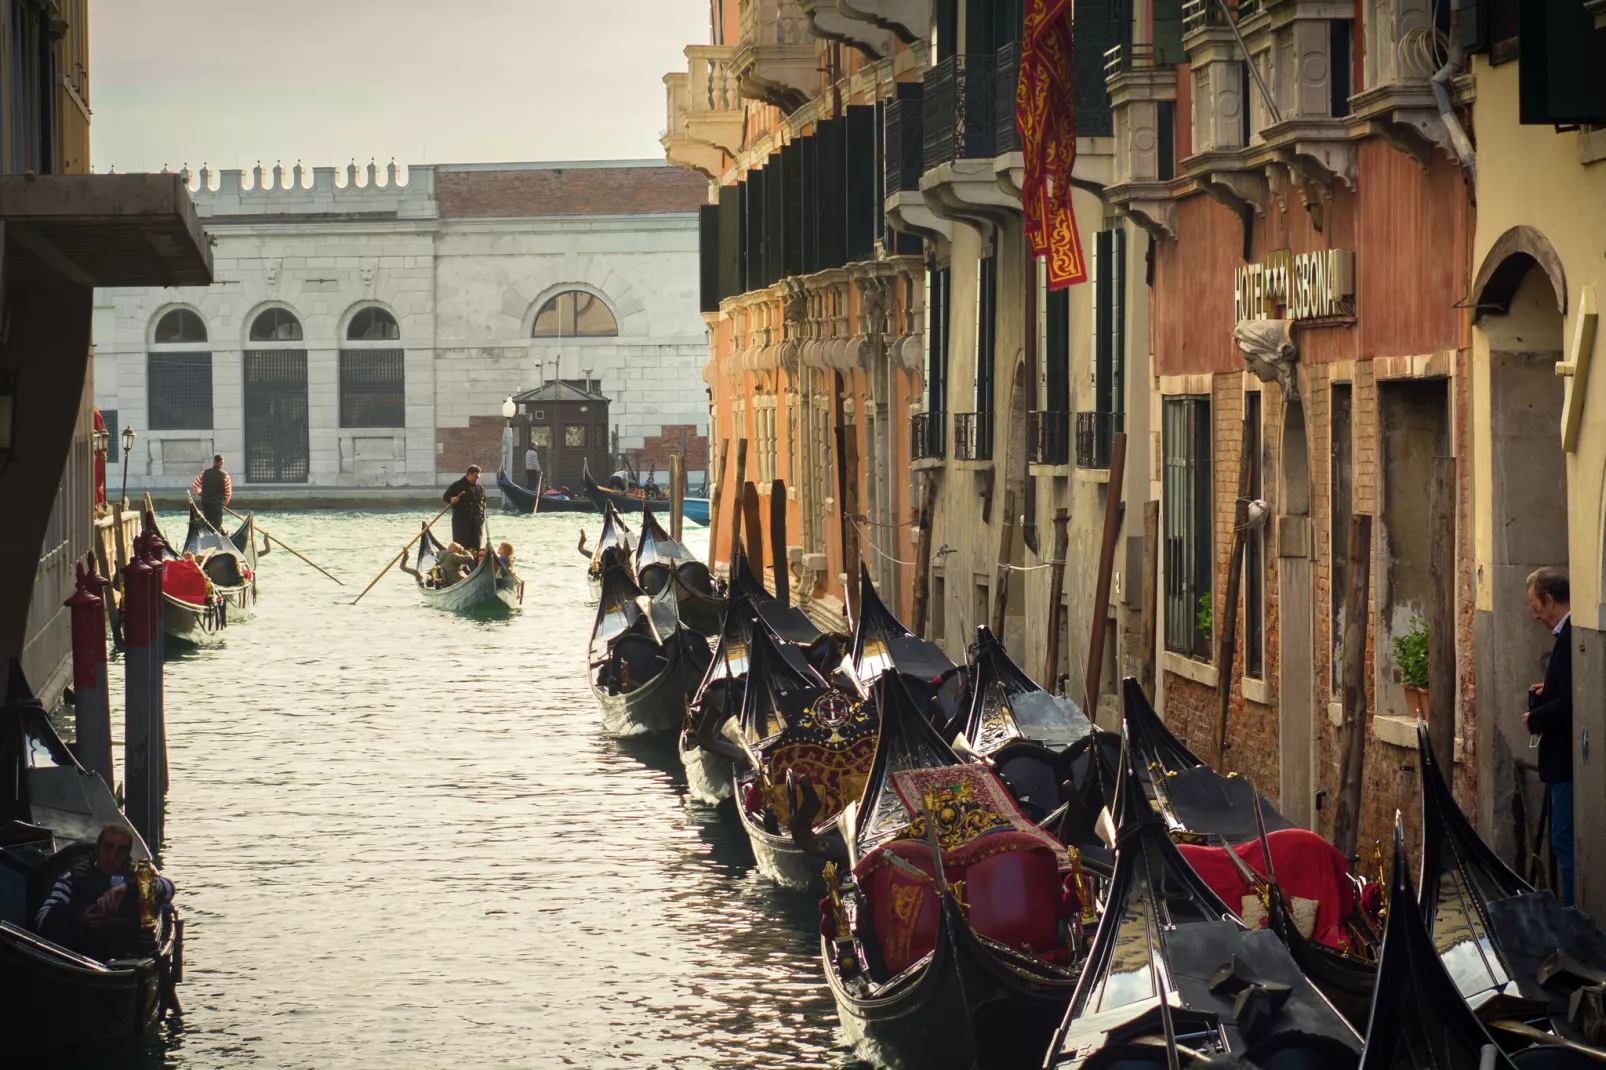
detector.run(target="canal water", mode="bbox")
[77,508,858,1070]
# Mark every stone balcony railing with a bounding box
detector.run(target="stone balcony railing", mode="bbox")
[664,45,744,180]
[734,0,818,113]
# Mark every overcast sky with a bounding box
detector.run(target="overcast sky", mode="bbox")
[89,1,709,175]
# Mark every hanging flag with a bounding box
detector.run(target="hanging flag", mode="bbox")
[1017,0,1087,288]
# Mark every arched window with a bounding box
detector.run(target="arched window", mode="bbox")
[532,290,618,338]
[250,307,304,342]
[148,308,213,431]
[154,308,208,343]
[348,306,401,341]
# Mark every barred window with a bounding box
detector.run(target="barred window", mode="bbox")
[339,350,405,428]
[154,309,207,343]
[250,308,303,342]
[102,410,120,464]
[1163,396,1213,659]
[348,307,400,341]
[147,353,215,430]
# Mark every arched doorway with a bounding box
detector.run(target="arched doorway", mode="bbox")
[1472,234,1568,871]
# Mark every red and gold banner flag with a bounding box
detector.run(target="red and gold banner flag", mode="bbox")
[1016,0,1087,288]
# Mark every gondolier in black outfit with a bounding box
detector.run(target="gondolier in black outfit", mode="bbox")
[191,454,232,531]
[444,464,487,552]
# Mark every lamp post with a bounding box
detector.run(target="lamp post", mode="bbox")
[119,426,136,509]
[501,397,516,480]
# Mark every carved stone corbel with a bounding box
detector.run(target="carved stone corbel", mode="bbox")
[1234,319,1299,400]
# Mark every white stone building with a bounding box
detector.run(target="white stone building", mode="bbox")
[92,158,712,496]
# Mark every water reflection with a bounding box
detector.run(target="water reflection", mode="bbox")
[64,509,862,1070]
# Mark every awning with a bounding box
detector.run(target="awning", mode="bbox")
[1,173,213,288]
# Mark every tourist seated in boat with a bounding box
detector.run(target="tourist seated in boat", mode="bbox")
[398,541,476,588]
[496,542,515,569]
[577,529,591,560]
[34,823,175,963]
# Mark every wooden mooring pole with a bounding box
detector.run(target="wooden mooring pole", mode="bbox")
[1140,499,1160,702]
[725,439,748,576]
[1083,433,1127,721]
[1427,456,1457,769]
[705,439,729,569]
[990,491,1018,637]
[1211,416,1257,767]
[1333,513,1374,860]
[1042,507,1070,686]
[911,471,938,638]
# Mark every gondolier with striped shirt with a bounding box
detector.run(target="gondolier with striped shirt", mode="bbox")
[191,454,232,532]
[444,464,487,552]
[34,823,175,962]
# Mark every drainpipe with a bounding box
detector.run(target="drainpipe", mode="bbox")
[1433,13,1477,197]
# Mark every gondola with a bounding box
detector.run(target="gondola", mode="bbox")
[952,625,1093,820]
[496,469,593,514]
[1359,815,1531,1070]
[582,459,671,515]
[1416,721,1606,1054]
[411,528,523,612]
[142,505,241,646]
[587,546,692,736]
[0,665,181,1050]
[1122,678,1293,844]
[1044,734,1362,1070]
[636,503,725,636]
[732,617,877,890]
[681,600,749,806]
[585,501,635,599]
[815,673,1084,1070]
[850,563,962,723]
[180,502,257,620]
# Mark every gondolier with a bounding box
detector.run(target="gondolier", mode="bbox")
[190,454,232,531]
[443,464,487,551]
[525,444,542,490]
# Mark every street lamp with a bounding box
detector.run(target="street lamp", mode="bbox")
[119,426,136,508]
[501,396,516,421]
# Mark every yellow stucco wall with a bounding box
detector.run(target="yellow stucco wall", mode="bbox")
[1470,58,1606,628]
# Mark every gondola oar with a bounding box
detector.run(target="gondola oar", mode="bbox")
[351,500,455,605]
[220,505,345,587]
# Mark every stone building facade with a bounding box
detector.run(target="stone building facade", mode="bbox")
[93,159,711,495]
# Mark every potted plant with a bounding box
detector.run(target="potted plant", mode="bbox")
[1393,616,1430,717]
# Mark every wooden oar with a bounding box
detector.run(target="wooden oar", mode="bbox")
[222,505,345,586]
[352,500,455,605]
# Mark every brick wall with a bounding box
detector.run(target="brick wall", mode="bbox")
[1161,356,1478,883]
[627,424,709,472]
[436,416,504,479]
[436,166,709,219]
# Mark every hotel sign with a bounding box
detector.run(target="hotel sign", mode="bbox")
[1234,248,1356,322]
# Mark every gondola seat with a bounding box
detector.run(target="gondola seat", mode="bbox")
[857,846,941,976]
[1176,829,1355,948]
[962,844,1064,958]
[676,561,717,596]
[201,553,248,588]
[637,562,672,597]
[160,559,209,606]
[763,737,876,826]
[607,634,669,693]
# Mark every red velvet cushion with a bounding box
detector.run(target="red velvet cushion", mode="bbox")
[161,559,208,606]
[964,845,1062,956]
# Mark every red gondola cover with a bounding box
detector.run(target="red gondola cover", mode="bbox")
[161,558,208,607]
[1176,828,1356,949]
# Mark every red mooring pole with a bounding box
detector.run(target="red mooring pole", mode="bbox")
[66,552,114,789]
[122,531,155,847]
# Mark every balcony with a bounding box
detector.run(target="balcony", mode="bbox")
[733,0,818,113]
[1075,410,1123,469]
[953,411,994,462]
[918,55,1020,227]
[1029,410,1071,466]
[835,0,927,42]
[662,46,744,180]
[911,411,946,460]
[884,93,953,244]
[1104,43,1179,239]
[800,0,895,58]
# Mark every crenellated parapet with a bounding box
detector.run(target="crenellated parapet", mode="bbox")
[173,159,438,220]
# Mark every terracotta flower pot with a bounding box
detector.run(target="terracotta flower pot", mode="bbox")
[1403,684,1429,719]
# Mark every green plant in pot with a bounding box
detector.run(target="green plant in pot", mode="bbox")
[1394,616,1429,717]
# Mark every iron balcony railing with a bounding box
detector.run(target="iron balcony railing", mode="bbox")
[884,95,925,198]
[1030,410,1071,466]
[911,411,946,460]
[1182,0,1235,34]
[994,41,1021,154]
[922,54,998,169]
[1075,410,1124,469]
[1103,42,1159,77]
[952,411,994,462]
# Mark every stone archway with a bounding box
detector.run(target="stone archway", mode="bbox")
[1471,245,1567,874]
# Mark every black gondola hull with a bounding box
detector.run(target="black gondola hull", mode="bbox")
[0,922,170,1048]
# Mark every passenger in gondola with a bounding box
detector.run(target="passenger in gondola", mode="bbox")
[443,464,487,551]
[34,823,174,962]
[577,529,591,560]
[496,542,515,569]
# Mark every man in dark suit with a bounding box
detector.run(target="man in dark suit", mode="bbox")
[1524,566,1574,905]
[443,465,486,552]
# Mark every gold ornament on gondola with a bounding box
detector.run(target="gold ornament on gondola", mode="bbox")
[133,860,158,932]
